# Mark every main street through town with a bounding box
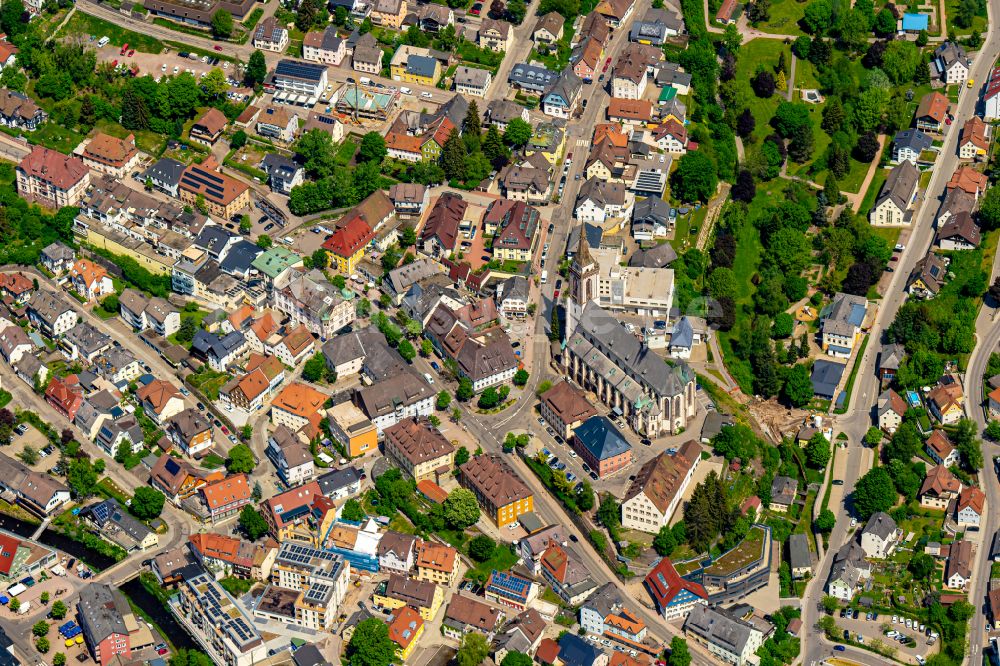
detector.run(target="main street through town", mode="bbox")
[802,0,1000,661]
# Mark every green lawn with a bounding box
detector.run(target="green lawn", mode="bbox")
[858,166,889,216]
[793,57,822,90]
[24,121,86,154]
[465,544,519,583]
[838,154,874,194]
[945,0,987,35]
[94,120,166,156]
[736,39,794,145]
[60,12,164,53]
[757,0,807,35]
[334,137,359,166]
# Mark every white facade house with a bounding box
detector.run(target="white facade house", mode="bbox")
[859,512,900,559]
[620,442,700,533]
[935,42,969,84]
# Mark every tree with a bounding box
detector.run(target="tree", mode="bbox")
[239,506,269,541]
[668,637,691,666]
[130,487,165,520]
[35,637,49,654]
[987,420,1000,441]
[577,481,595,511]
[821,595,839,614]
[852,466,896,519]
[342,499,365,522]
[226,445,256,474]
[18,445,38,466]
[671,152,718,203]
[32,621,48,637]
[469,535,496,561]
[455,446,470,466]
[246,50,268,87]
[436,391,452,410]
[815,508,836,532]
[952,418,984,471]
[781,363,814,407]
[722,23,742,54]
[909,552,935,580]
[653,524,677,556]
[751,69,776,98]
[501,653,532,666]
[457,377,475,401]
[302,352,327,382]
[67,458,98,497]
[478,387,501,409]
[443,488,480,529]
[347,617,395,666]
[513,369,529,386]
[53,654,66,666]
[120,88,150,131]
[954,0,981,27]
[50,601,67,620]
[504,118,532,147]
[549,306,563,342]
[872,7,896,34]
[483,124,509,167]
[805,432,831,468]
[358,132,387,164]
[256,234,272,249]
[464,100,482,147]
[802,0,832,33]
[8,598,18,612]
[746,0,771,23]
[855,131,880,163]
[736,108,756,138]
[457,633,490,666]
[398,339,416,362]
[211,9,233,37]
[441,128,468,180]
[979,186,1000,231]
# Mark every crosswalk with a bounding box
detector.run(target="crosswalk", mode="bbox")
[575,138,591,147]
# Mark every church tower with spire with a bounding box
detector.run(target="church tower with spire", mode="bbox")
[565,232,599,338]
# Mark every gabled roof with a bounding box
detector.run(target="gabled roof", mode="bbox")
[916,92,949,123]
[937,210,980,247]
[623,441,700,513]
[644,557,706,610]
[893,128,933,153]
[875,160,919,212]
[421,192,467,250]
[908,252,948,294]
[921,465,962,498]
[957,486,985,515]
[322,215,374,258]
[926,429,956,459]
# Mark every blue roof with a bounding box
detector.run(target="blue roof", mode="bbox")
[671,317,694,349]
[811,360,846,398]
[847,303,866,327]
[558,634,603,666]
[406,55,439,78]
[574,416,631,461]
[902,12,929,30]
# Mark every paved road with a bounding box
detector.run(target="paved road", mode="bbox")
[802,0,1000,660]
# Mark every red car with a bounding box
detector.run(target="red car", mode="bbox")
[221,425,230,435]
[214,45,223,51]
[127,49,135,57]
[111,59,118,67]
[157,649,168,656]
[470,2,482,14]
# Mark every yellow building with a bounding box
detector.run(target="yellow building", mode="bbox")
[459,454,535,527]
[327,401,378,458]
[390,45,442,86]
[524,122,567,166]
[76,223,174,275]
[321,215,373,275]
[373,573,444,621]
[387,606,424,661]
[371,0,408,29]
[415,542,460,586]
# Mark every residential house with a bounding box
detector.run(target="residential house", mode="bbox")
[167,408,214,457]
[542,67,583,119]
[608,98,654,125]
[271,382,326,434]
[937,210,981,250]
[260,153,305,195]
[956,486,985,527]
[77,583,153,666]
[819,292,867,358]
[178,157,251,220]
[259,482,323,541]
[45,375,84,421]
[570,36,603,81]
[274,269,357,339]
[322,216,374,275]
[508,63,558,95]
[578,583,648,651]
[371,0,407,28]
[0,325,32,365]
[926,429,961,467]
[40,242,75,276]
[907,252,949,298]
[376,532,419,575]
[253,17,288,52]
[303,26,346,65]
[945,539,972,589]
[454,66,492,98]
[191,329,247,372]
[877,388,907,433]
[575,178,633,222]
[493,609,546,663]
[70,259,114,302]
[928,382,964,425]
[118,289,180,337]
[352,33,384,73]
[620,441,701,533]
[390,45,441,86]
[265,425,315,487]
[770,476,798,512]
[459,454,534,527]
[596,0,636,26]
[200,474,251,523]
[442,594,504,640]
[860,511,900,559]
[892,128,932,164]
[136,379,184,425]
[915,92,950,132]
[415,541,460,586]
[388,182,430,219]
[870,160,919,225]
[788,533,811,579]
[373,573,444,621]
[534,12,565,43]
[82,498,158,552]
[387,606,424,661]
[947,165,989,199]
[959,116,990,160]
[495,275,531,319]
[487,199,541,262]
[420,192,468,258]
[0,89,46,131]
[654,118,688,154]
[189,108,228,146]
[630,7,683,44]
[485,570,538,612]
[384,417,455,482]
[478,18,512,52]
[354,371,435,433]
[934,41,969,84]
[407,3,454,32]
[825,541,872,601]
[256,106,297,143]
[82,132,141,179]
[28,290,78,338]
[188,532,277,581]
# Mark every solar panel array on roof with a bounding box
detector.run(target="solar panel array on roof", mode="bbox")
[487,570,531,599]
[275,60,326,81]
[90,500,112,524]
[182,167,226,200]
[165,458,181,475]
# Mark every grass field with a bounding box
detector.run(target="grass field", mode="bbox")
[25,121,86,154]
[757,0,807,35]
[736,39,793,145]
[95,120,166,156]
[60,12,164,53]
[858,166,890,215]
[945,0,988,35]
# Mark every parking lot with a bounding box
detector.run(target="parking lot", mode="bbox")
[835,608,939,662]
[92,43,233,81]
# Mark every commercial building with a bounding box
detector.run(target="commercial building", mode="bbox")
[78,583,156,666]
[271,382,327,433]
[262,542,351,630]
[415,541,460,586]
[178,157,251,220]
[200,474,251,524]
[443,594,504,640]
[644,557,707,620]
[620,441,701,532]
[270,60,328,106]
[384,417,455,482]
[274,269,357,340]
[82,132,141,179]
[373,572,444,621]
[188,532,277,581]
[17,145,91,207]
[326,400,378,458]
[684,604,767,666]
[539,542,598,605]
[572,416,633,479]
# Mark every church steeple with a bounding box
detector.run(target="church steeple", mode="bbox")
[569,231,598,307]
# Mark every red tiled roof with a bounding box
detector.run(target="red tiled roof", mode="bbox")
[19,145,89,189]
[0,533,21,576]
[644,557,707,610]
[322,214,374,258]
[201,474,250,509]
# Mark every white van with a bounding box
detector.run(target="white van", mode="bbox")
[400,87,412,95]
[541,270,548,284]
[360,77,372,86]
[97,36,110,48]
